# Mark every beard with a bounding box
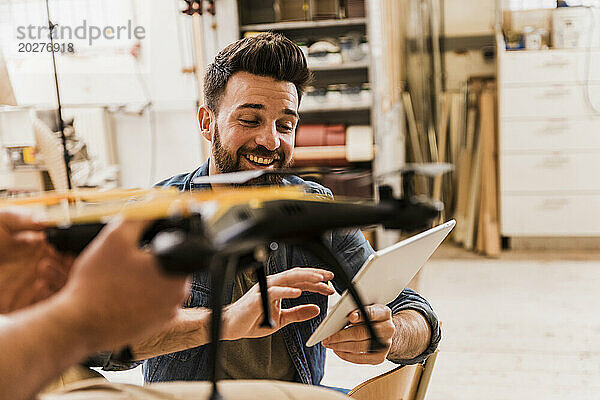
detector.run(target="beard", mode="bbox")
[212,125,292,186]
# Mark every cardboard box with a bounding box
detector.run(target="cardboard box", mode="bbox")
[275,0,309,22]
[503,9,553,33]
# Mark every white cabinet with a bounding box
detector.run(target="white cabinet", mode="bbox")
[501,49,600,84]
[498,40,600,237]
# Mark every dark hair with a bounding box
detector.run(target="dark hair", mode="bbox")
[204,32,311,114]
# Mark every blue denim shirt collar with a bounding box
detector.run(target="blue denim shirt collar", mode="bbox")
[190,160,211,191]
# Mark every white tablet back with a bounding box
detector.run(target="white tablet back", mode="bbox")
[306,220,455,347]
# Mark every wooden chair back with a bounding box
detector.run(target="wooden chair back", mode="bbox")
[348,350,439,400]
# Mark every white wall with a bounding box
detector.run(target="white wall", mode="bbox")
[3,0,226,188]
[112,109,202,188]
[444,0,497,36]
[443,0,498,91]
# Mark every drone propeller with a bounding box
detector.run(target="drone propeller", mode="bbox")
[192,169,272,185]
[191,163,454,187]
[396,162,454,178]
[191,168,331,186]
[375,163,454,182]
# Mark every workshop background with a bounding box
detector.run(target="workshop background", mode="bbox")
[1,1,600,399]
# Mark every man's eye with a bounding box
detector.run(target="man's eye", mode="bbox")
[278,124,293,132]
[240,119,258,125]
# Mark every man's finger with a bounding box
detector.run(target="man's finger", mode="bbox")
[333,350,386,365]
[323,321,394,345]
[268,268,333,286]
[324,324,370,344]
[348,304,392,324]
[267,286,302,301]
[0,210,46,233]
[280,304,320,327]
[323,338,372,354]
[284,281,334,296]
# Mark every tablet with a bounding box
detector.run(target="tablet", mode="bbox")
[306,220,455,347]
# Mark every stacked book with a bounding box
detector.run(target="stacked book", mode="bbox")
[293,124,347,166]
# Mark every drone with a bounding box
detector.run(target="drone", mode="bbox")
[1,164,450,400]
[27,0,449,397]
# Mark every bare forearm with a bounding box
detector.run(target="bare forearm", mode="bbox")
[0,296,94,400]
[388,309,431,361]
[131,308,211,360]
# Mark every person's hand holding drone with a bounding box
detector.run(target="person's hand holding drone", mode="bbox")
[321,304,395,365]
[0,210,72,313]
[222,267,334,340]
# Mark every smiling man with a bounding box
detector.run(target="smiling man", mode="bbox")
[126,33,441,388]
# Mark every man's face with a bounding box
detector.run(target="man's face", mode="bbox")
[209,71,298,178]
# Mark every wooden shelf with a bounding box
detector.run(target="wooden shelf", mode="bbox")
[241,18,367,32]
[294,146,346,160]
[309,61,369,71]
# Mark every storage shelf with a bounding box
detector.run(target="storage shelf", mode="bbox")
[241,18,367,32]
[309,61,369,71]
[299,100,371,113]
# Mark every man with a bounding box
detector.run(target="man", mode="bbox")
[132,33,441,386]
[0,208,334,400]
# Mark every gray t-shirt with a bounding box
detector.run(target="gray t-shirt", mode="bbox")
[220,270,296,381]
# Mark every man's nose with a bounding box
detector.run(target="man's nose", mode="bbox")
[254,123,281,151]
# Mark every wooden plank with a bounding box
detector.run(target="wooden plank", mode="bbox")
[464,128,481,251]
[476,83,501,256]
[427,123,438,163]
[453,107,477,244]
[463,83,483,250]
[433,93,450,201]
[402,92,424,164]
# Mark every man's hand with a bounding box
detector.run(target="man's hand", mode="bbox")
[322,304,395,365]
[222,267,334,341]
[0,210,72,313]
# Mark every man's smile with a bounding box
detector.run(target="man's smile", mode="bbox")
[240,151,281,168]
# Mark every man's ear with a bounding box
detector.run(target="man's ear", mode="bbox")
[198,105,214,142]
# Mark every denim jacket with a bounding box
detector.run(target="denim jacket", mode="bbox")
[142,161,441,385]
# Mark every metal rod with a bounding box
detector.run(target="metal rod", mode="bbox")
[208,255,232,400]
[45,0,72,189]
[255,263,274,328]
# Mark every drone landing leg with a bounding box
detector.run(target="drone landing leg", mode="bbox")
[255,263,275,328]
[208,255,234,400]
[299,237,386,352]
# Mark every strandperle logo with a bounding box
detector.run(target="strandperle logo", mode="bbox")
[16,20,146,46]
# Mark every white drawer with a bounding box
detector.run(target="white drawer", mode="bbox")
[500,84,600,118]
[500,152,600,193]
[500,117,600,151]
[501,50,579,85]
[577,51,600,84]
[500,50,600,85]
[501,194,600,236]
